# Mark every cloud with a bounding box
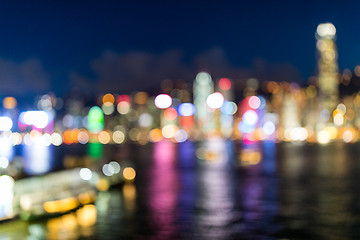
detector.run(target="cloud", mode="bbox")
[70,47,303,94]
[0,58,50,95]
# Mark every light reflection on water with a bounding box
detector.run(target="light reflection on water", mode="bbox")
[3,141,360,239]
[194,139,238,240]
[22,144,53,175]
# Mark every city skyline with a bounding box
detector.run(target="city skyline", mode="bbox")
[0,1,360,97]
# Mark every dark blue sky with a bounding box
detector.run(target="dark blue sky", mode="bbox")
[0,1,359,96]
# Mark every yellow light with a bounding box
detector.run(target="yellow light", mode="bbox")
[98,131,110,144]
[325,126,338,140]
[96,178,110,191]
[123,167,136,181]
[43,197,79,213]
[78,191,96,205]
[76,204,97,228]
[239,150,262,166]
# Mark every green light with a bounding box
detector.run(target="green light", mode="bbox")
[87,106,104,133]
[88,142,103,160]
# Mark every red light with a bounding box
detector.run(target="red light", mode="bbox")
[117,95,131,103]
[219,78,231,91]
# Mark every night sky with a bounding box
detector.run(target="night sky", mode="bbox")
[0,1,359,97]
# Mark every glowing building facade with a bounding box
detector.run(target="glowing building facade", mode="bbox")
[193,72,214,134]
[316,23,339,115]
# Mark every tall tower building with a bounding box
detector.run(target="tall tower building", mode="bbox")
[193,72,214,133]
[316,23,339,114]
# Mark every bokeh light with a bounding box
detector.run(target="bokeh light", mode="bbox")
[206,92,224,109]
[155,94,172,109]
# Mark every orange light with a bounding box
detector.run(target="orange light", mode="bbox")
[3,97,17,109]
[134,92,148,105]
[102,93,115,106]
[149,128,163,142]
[164,108,177,121]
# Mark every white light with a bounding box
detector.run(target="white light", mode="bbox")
[102,164,114,176]
[0,157,9,168]
[41,133,52,146]
[318,130,330,144]
[79,168,92,181]
[206,92,224,109]
[196,72,212,84]
[51,133,62,146]
[155,94,172,109]
[343,130,353,143]
[317,23,336,37]
[0,175,14,218]
[0,117,13,131]
[263,121,276,135]
[109,161,121,174]
[337,103,346,114]
[243,110,258,125]
[138,113,153,127]
[290,127,308,141]
[20,111,50,129]
[334,113,344,126]
[174,130,188,143]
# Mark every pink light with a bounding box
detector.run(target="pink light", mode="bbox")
[249,96,261,109]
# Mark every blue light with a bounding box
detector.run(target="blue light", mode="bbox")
[177,103,196,117]
[220,101,234,115]
[238,121,255,133]
[258,96,266,109]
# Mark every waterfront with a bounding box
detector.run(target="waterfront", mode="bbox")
[1,140,360,239]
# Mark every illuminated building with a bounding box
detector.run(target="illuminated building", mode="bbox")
[316,23,339,117]
[281,93,301,140]
[193,72,214,134]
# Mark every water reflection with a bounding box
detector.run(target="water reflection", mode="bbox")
[177,141,196,238]
[0,205,96,240]
[194,139,239,239]
[239,141,280,238]
[148,140,179,239]
[0,136,14,161]
[3,142,360,239]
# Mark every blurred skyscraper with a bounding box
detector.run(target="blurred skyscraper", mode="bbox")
[193,72,214,135]
[316,23,339,115]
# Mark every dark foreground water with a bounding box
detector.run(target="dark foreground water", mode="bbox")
[1,140,360,239]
